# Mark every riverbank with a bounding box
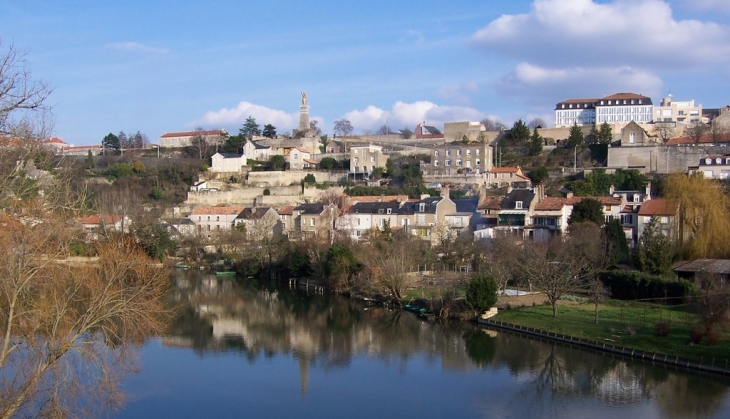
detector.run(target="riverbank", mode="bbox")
[488,299,730,368]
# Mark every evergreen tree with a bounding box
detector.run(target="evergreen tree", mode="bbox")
[85,150,94,170]
[102,132,120,152]
[634,217,674,275]
[568,198,604,226]
[240,116,261,138]
[566,123,585,148]
[509,119,530,142]
[528,127,543,155]
[466,274,498,313]
[262,124,276,138]
[604,218,629,264]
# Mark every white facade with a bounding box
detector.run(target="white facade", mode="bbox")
[555,93,653,127]
[211,153,247,173]
[554,100,597,128]
[189,206,244,233]
[288,147,311,170]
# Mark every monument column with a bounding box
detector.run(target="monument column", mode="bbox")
[298,92,310,135]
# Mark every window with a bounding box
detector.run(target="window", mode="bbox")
[476,149,480,155]
[216,216,220,221]
[446,150,451,156]
[476,159,481,166]
[605,205,611,211]
[630,132,636,144]
[378,209,384,214]
[456,159,462,166]
[357,218,361,226]
[434,150,439,156]
[445,160,451,166]
[457,149,462,156]
[207,216,210,221]
[706,158,712,165]
[434,160,439,166]
[310,218,315,226]
[660,216,669,224]
[356,230,361,237]
[515,201,523,209]
[387,208,392,214]
[370,156,375,162]
[419,203,425,212]
[466,149,471,156]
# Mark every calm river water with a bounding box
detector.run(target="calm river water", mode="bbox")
[115,271,730,418]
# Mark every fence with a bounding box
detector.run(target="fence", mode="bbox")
[480,319,730,377]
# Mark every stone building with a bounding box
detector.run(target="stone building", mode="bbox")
[422,143,493,176]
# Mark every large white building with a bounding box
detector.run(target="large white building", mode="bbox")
[555,93,653,127]
[160,129,227,148]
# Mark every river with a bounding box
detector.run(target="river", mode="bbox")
[115,271,730,418]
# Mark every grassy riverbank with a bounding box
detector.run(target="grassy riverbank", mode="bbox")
[492,299,730,364]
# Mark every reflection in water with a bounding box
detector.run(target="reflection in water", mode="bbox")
[151,271,730,418]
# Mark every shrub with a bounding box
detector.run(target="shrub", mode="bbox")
[654,321,670,337]
[598,271,694,303]
[199,164,209,172]
[705,327,722,346]
[303,173,316,185]
[466,274,498,313]
[690,327,704,344]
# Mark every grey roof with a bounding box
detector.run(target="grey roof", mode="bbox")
[453,198,479,213]
[500,189,535,210]
[236,207,273,220]
[672,259,730,275]
[252,141,270,150]
[218,153,243,159]
[423,126,441,135]
[295,203,326,215]
[350,201,402,214]
[401,196,443,215]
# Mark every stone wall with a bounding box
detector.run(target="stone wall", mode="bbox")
[607,145,729,174]
[185,184,345,207]
[245,170,346,187]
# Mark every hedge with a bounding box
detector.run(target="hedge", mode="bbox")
[598,270,694,303]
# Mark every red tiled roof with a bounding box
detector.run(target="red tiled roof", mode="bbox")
[534,197,581,210]
[601,93,651,101]
[44,137,67,144]
[277,206,295,216]
[161,130,226,138]
[477,197,503,210]
[666,135,718,146]
[190,206,245,215]
[638,199,678,216]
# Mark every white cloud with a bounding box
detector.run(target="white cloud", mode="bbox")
[193,101,300,131]
[438,82,478,104]
[495,63,663,102]
[471,0,730,70]
[105,42,169,54]
[342,101,487,133]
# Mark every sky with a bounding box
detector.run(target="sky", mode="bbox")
[1,0,729,145]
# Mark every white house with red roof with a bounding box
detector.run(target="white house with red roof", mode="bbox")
[288,147,315,170]
[487,166,530,188]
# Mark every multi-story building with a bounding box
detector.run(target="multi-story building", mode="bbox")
[160,129,227,148]
[554,99,598,128]
[423,143,493,176]
[349,144,388,177]
[653,96,703,125]
[555,93,653,127]
[688,156,730,179]
[189,206,245,234]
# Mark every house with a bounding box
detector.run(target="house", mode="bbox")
[160,129,227,148]
[554,98,598,128]
[620,121,654,146]
[636,199,679,241]
[164,218,196,236]
[422,143,493,175]
[414,122,443,139]
[336,201,403,241]
[211,153,248,173]
[277,206,295,237]
[673,259,730,286]
[291,203,340,240]
[349,144,388,177]
[234,207,282,240]
[61,145,102,156]
[688,156,730,179]
[289,147,315,170]
[77,214,131,241]
[487,166,530,188]
[399,192,457,245]
[252,141,272,161]
[189,206,245,234]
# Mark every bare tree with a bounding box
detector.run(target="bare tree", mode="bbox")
[333,119,353,136]
[370,237,417,302]
[189,127,210,160]
[709,122,729,144]
[685,121,708,145]
[515,224,605,317]
[0,41,53,138]
[480,118,506,131]
[527,118,547,129]
[586,277,611,323]
[654,122,675,144]
[376,124,392,135]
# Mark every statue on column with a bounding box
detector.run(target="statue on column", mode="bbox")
[301,92,307,106]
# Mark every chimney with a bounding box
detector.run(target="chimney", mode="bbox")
[645,181,652,199]
[566,191,574,199]
[609,184,615,195]
[441,184,450,198]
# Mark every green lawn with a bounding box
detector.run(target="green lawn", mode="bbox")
[493,300,730,364]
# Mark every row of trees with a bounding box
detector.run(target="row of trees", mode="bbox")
[101,131,148,152]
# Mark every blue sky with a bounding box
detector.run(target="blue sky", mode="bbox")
[2,0,729,145]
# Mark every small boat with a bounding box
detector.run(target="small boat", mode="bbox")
[174,264,189,270]
[215,271,236,276]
